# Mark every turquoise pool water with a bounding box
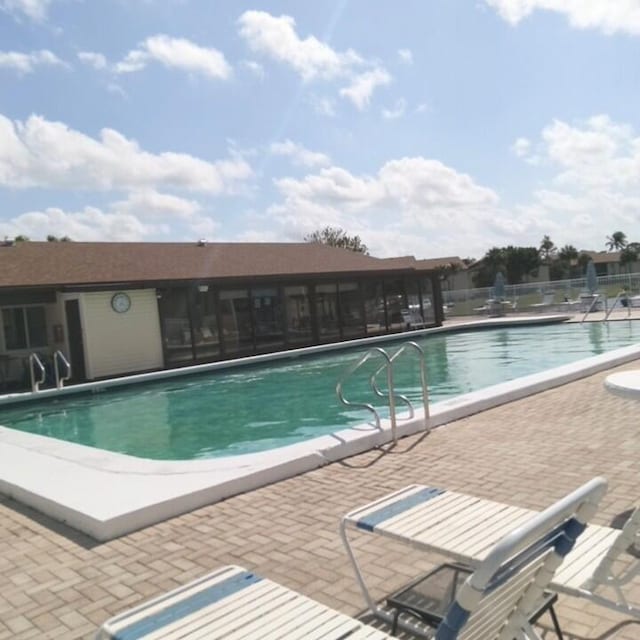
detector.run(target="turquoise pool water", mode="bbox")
[1,321,639,460]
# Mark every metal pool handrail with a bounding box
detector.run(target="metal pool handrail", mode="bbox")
[580,294,604,324]
[604,291,631,322]
[390,341,430,424]
[370,341,430,426]
[29,352,46,392]
[54,350,72,389]
[336,347,397,443]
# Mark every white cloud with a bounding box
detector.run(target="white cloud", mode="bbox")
[542,115,639,188]
[0,206,164,241]
[238,10,391,109]
[485,0,640,36]
[116,35,232,79]
[0,49,64,74]
[112,190,202,219]
[269,139,330,168]
[78,51,108,70]
[309,95,336,117]
[0,113,252,193]
[0,0,50,22]
[238,10,362,81]
[510,114,640,250]
[397,48,413,64]
[511,137,531,157]
[340,68,391,110]
[241,60,265,79]
[0,190,222,241]
[267,157,506,257]
[382,98,407,120]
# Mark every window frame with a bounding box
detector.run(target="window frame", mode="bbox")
[1,304,48,352]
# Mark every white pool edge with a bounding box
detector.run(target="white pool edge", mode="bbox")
[1,315,638,541]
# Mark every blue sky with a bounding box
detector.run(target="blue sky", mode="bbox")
[1,0,640,259]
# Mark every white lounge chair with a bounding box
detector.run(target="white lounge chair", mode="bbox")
[343,480,639,624]
[97,479,604,639]
[529,292,555,310]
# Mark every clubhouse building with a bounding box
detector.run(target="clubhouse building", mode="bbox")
[0,240,446,389]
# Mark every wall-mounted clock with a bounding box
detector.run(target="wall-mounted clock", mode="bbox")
[111,292,131,313]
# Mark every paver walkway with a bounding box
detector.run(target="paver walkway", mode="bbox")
[1,360,640,639]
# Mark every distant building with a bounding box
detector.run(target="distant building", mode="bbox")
[0,241,445,389]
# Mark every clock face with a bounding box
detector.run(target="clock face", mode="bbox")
[111,292,131,313]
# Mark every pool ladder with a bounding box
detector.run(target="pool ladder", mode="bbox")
[336,341,430,445]
[28,350,72,392]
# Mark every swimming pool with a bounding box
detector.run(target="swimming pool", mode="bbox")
[1,320,639,461]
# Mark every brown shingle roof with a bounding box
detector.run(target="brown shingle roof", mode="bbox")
[0,241,425,289]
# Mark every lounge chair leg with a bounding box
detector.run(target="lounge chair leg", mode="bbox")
[548,603,564,640]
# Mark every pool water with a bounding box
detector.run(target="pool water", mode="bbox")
[1,321,638,460]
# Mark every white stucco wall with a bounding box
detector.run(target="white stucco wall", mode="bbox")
[81,290,163,379]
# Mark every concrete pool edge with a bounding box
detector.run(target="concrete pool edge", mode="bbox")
[1,315,638,541]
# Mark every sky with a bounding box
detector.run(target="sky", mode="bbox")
[1,1,640,260]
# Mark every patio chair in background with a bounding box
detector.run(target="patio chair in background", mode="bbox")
[529,292,555,311]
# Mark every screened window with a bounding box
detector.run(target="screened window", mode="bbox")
[315,283,339,342]
[158,289,193,366]
[253,287,284,351]
[338,281,365,338]
[219,289,253,354]
[2,306,47,350]
[284,285,312,344]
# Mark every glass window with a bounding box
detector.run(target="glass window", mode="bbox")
[338,281,365,339]
[192,290,220,361]
[252,287,284,351]
[405,278,423,328]
[385,279,406,332]
[284,285,312,345]
[219,289,253,354]
[314,283,340,342]
[2,306,47,350]
[158,289,193,366]
[362,281,386,335]
[420,277,435,324]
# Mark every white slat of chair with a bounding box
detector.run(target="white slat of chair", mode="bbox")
[409,501,529,552]
[99,565,250,638]
[251,600,344,640]
[555,526,620,589]
[452,507,537,559]
[344,484,426,524]
[376,493,479,537]
[138,580,285,640]
[427,509,535,564]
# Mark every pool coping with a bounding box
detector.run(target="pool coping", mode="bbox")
[2,314,638,541]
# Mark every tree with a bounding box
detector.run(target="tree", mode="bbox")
[503,246,540,284]
[47,235,72,242]
[620,245,638,273]
[304,226,369,254]
[606,231,627,251]
[538,235,556,264]
[553,244,579,279]
[472,246,540,287]
[558,244,578,262]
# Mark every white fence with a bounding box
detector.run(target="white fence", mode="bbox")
[443,272,640,317]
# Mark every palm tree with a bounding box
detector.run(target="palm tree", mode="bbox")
[538,235,556,263]
[606,231,627,251]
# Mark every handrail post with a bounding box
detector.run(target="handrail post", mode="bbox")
[29,353,46,392]
[53,350,72,389]
[386,359,397,444]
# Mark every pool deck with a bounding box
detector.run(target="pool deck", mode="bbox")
[1,338,640,637]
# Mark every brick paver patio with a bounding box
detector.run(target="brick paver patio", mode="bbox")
[1,358,640,639]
